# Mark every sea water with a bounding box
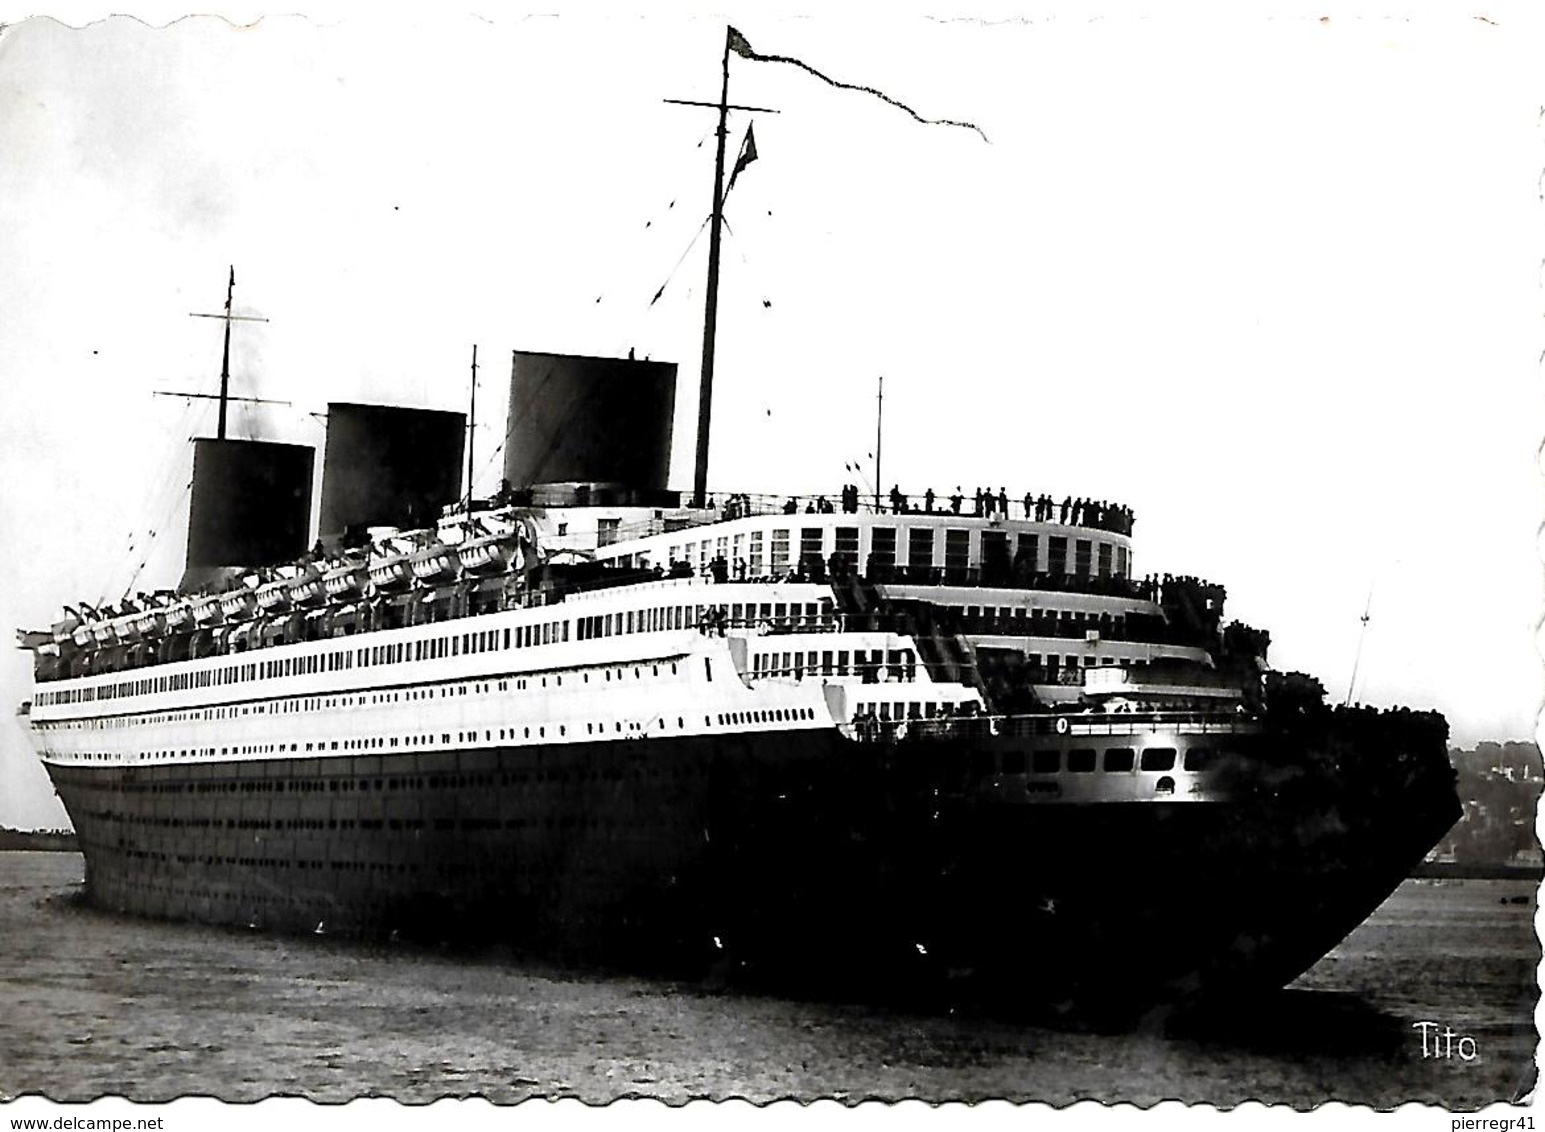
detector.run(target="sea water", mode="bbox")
[0,852,1534,1107]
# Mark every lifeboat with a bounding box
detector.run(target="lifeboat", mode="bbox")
[368,552,413,592]
[218,589,256,621]
[323,564,368,600]
[287,566,325,606]
[164,602,192,630]
[133,607,167,637]
[458,534,516,576]
[50,612,80,646]
[256,578,293,612]
[192,595,226,625]
[410,544,462,584]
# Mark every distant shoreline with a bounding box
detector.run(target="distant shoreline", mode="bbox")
[1410,860,1543,881]
[0,832,79,853]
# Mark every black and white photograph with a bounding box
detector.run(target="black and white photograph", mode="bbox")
[0,2,1538,1122]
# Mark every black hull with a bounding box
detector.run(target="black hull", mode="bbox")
[44,720,1459,1020]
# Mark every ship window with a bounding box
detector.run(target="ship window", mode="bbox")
[1074,539,1092,576]
[799,528,823,573]
[1067,748,1096,773]
[907,527,935,570]
[1141,747,1177,772]
[1001,750,1026,775]
[943,529,969,574]
[1184,747,1215,772]
[1103,747,1135,772]
[1031,749,1060,773]
[869,526,897,572]
[1048,536,1068,575]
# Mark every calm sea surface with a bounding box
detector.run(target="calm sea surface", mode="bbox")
[0,851,1535,1108]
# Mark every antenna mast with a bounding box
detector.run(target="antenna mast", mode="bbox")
[188,266,269,440]
[1342,582,1374,706]
[874,376,884,512]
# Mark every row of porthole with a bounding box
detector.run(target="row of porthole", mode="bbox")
[713,708,816,727]
[976,747,1217,776]
[42,659,686,734]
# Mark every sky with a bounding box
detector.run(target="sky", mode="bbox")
[0,2,1540,828]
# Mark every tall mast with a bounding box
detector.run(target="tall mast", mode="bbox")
[188,266,270,439]
[692,30,733,509]
[466,344,479,516]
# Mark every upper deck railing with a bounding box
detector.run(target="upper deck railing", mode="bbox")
[487,485,1134,546]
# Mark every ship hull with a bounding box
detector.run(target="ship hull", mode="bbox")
[43,722,1458,1020]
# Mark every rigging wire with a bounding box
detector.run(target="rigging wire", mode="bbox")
[120,474,194,601]
[98,395,202,605]
[592,130,708,310]
[477,437,508,489]
[645,214,713,311]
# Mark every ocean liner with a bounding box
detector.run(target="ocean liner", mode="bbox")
[17,28,1459,1019]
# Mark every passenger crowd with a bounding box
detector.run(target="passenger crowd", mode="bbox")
[773,485,1134,534]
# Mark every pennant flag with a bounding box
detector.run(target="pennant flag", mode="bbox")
[725,123,759,197]
[727,26,756,59]
[721,25,986,142]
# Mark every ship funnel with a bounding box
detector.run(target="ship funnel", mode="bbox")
[318,403,466,540]
[503,350,676,492]
[181,438,314,591]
